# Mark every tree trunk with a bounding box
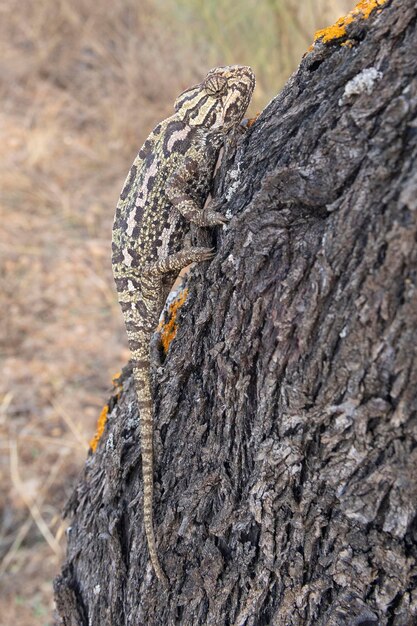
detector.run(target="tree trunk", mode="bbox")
[54,2,417,624]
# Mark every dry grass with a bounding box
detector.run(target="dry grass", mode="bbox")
[0,0,352,623]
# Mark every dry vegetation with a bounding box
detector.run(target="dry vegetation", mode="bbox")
[0,1,351,623]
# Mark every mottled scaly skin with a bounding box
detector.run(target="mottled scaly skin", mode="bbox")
[112,65,255,585]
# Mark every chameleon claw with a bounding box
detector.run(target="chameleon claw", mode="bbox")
[214,213,230,225]
[202,210,229,226]
[193,246,216,262]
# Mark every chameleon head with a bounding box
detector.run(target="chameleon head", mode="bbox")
[175,65,255,130]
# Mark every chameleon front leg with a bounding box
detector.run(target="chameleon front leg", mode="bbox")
[166,157,229,227]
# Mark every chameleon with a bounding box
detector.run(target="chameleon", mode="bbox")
[112,65,255,586]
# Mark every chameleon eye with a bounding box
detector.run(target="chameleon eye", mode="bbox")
[204,74,227,96]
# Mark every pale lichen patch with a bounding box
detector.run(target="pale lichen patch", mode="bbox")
[225,163,241,205]
[339,67,383,105]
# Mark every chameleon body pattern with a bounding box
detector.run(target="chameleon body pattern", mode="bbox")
[112,65,255,585]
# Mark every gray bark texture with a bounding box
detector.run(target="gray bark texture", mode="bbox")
[54,1,417,624]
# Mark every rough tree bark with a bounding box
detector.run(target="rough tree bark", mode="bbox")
[54,2,417,624]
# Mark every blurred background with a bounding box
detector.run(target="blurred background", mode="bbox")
[0,0,351,623]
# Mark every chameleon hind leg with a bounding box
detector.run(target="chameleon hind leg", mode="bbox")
[118,247,214,282]
[143,246,215,276]
[147,248,214,362]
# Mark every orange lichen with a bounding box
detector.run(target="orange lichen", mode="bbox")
[158,289,189,354]
[89,404,109,452]
[112,371,122,386]
[313,0,388,44]
[246,113,260,129]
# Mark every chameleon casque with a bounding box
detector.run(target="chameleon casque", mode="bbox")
[112,65,255,585]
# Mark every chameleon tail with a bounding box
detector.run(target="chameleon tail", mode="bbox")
[113,267,168,585]
[131,356,168,587]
